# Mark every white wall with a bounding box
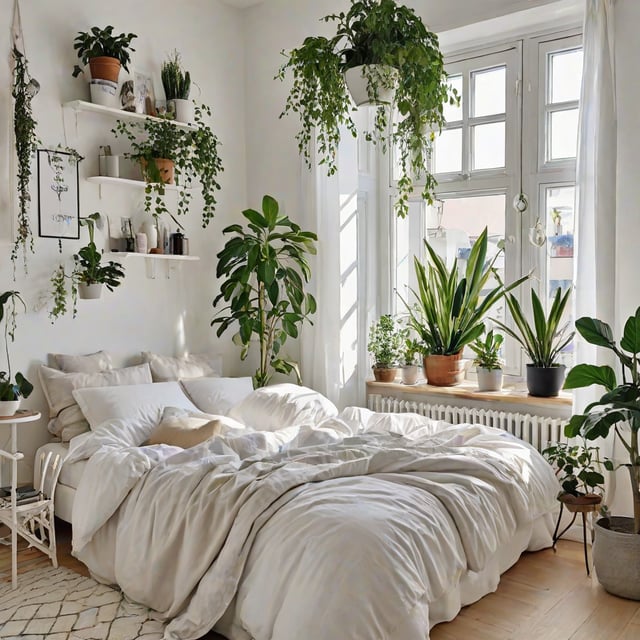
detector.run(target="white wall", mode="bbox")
[0,0,247,479]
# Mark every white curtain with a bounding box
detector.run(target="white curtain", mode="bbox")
[573,0,618,497]
[298,154,343,406]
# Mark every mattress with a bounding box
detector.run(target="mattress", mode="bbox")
[34,441,83,524]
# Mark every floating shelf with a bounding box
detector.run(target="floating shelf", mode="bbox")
[87,176,189,192]
[62,100,196,131]
[107,252,199,262]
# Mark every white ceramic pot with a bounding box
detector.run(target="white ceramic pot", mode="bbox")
[0,399,21,417]
[344,65,398,106]
[401,365,420,385]
[143,219,159,251]
[78,283,103,300]
[89,79,119,108]
[174,99,194,124]
[476,367,503,392]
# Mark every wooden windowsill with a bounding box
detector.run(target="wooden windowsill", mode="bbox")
[366,379,572,409]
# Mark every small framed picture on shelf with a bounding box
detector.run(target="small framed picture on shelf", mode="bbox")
[37,149,80,239]
[133,70,156,116]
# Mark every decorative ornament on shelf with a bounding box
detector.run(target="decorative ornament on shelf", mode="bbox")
[277,0,458,218]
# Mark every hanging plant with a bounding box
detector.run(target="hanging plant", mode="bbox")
[112,103,223,227]
[11,45,40,271]
[277,0,457,218]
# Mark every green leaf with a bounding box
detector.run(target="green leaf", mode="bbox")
[563,364,617,392]
[575,317,616,349]
[262,195,279,228]
[620,306,640,354]
[242,208,268,228]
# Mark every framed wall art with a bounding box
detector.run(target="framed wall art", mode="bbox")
[37,149,80,239]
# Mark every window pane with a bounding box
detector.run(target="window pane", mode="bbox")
[472,66,506,117]
[444,75,463,123]
[473,122,505,170]
[545,185,575,367]
[395,207,411,302]
[550,108,579,160]
[434,128,462,174]
[428,195,507,324]
[550,48,583,104]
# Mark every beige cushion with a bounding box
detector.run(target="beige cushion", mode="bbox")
[141,352,223,382]
[39,363,153,440]
[52,350,113,373]
[146,408,244,448]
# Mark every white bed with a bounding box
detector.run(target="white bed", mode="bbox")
[59,384,560,640]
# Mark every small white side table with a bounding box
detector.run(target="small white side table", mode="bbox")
[0,410,41,589]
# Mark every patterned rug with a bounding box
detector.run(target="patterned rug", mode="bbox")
[0,565,165,639]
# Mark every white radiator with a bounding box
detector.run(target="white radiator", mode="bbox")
[367,395,564,453]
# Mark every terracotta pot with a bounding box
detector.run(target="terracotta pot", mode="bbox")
[593,517,640,600]
[141,158,175,185]
[526,364,566,397]
[78,283,103,300]
[89,56,121,83]
[423,353,465,386]
[372,367,397,383]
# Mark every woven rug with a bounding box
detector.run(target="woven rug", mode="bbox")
[0,565,165,639]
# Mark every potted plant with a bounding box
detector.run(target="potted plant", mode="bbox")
[72,26,137,83]
[401,228,528,386]
[277,0,457,218]
[112,103,223,227]
[400,337,423,385]
[543,439,611,508]
[11,46,39,272]
[493,287,573,397]
[212,195,317,388]
[563,307,640,599]
[367,315,404,382]
[49,213,125,320]
[161,50,193,123]
[470,329,504,392]
[0,291,34,416]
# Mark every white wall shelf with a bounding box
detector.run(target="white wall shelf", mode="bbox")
[62,100,196,131]
[87,176,187,192]
[107,251,199,280]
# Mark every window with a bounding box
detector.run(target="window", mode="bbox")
[390,31,582,375]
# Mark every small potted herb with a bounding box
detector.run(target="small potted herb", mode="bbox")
[400,337,423,385]
[367,315,404,382]
[0,291,34,416]
[49,213,125,321]
[470,330,504,392]
[72,26,137,82]
[161,50,193,123]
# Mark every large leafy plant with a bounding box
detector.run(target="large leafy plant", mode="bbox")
[277,0,456,218]
[563,307,640,534]
[402,228,527,356]
[0,291,33,402]
[493,287,574,367]
[72,26,137,77]
[113,104,223,227]
[212,195,317,387]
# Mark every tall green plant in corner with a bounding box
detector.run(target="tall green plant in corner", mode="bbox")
[277,0,457,218]
[11,46,39,272]
[212,195,317,387]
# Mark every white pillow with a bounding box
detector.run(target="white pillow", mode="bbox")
[180,377,254,416]
[39,364,153,440]
[228,384,338,431]
[73,381,200,442]
[141,352,223,382]
[52,350,113,373]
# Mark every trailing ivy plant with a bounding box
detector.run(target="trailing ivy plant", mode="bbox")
[11,46,40,272]
[112,103,223,227]
[212,195,317,387]
[277,0,457,218]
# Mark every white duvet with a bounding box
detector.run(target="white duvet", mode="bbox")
[67,406,559,640]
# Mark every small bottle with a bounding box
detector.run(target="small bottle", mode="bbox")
[163,227,170,254]
[170,229,184,255]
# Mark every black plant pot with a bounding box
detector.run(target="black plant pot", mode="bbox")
[526,364,566,397]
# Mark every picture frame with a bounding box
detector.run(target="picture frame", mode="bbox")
[37,149,80,240]
[133,70,156,115]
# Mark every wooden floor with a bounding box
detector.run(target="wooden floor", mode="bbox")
[2,521,639,639]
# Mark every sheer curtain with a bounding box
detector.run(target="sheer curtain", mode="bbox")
[573,0,618,496]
